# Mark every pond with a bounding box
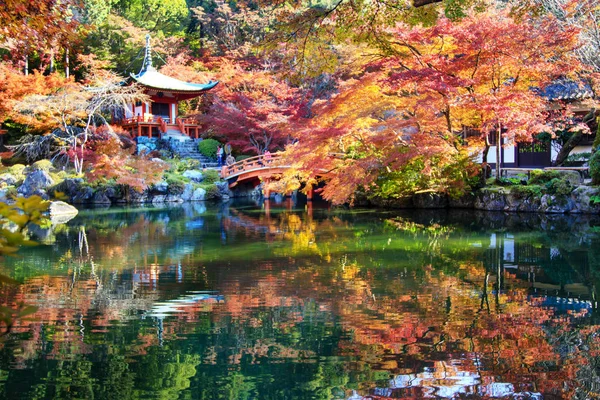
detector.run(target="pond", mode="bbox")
[1,199,600,399]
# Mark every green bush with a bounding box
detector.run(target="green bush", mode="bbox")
[202,169,220,184]
[235,155,252,162]
[511,184,543,199]
[7,164,26,180]
[528,170,563,185]
[564,152,591,166]
[198,139,221,159]
[165,173,190,195]
[168,158,200,173]
[545,178,573,196]
[591,151,600,185]
[30,159,54,172]
[199,183,221,199]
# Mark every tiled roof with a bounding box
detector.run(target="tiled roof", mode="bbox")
[131,67,218,93]
[542,80,595,101]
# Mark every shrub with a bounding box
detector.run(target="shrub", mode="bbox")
[168,158,200,173]
[511,184,543,199]
[165,173,190,195]
[7,164,26,179]
[202,169,220,184]
[529,170,563,185]
[235,155,252,162]
[30,159,54,172]
[590,151,600,185]
[198,139,221,159]
[545,178,574,196]
[564,152,591,166]
[200,183,221,200]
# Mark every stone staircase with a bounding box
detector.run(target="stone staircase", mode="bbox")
[163,129,219,168]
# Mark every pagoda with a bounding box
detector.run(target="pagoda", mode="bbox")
[120,35,218,138]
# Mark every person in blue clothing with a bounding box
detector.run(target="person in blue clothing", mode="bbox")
[217,145,223,166]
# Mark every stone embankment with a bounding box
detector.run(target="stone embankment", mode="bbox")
[367,185,600,214]
[0,168,232,206]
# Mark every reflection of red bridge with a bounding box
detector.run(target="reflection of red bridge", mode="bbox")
[220,153,327,199]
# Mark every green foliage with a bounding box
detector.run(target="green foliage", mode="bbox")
[375,151,481,199]
[564,152,591,165]
[165,174,188,195]
[529,170,564,185]
[198,139,221,159]
[199,183,220,199]
[590,151,600,185]
[511,184,543,199]
[235,155,252,162]
[6,164,26,182]
[29,159,54,172]
[167,158,200,174]
[202,169,220,184]
[545,178,574,196]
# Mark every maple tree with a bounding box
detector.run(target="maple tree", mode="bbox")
[280,6,582,203]
[84,128,169,192]
[178,58,303,155]
[13,59,147,174]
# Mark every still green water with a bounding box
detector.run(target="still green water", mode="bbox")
[1,200,600,399]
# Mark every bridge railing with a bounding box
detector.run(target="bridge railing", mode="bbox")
[220,153,282,179]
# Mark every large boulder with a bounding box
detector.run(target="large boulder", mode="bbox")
[570,186,600,214]
[180,184,195,201]
[474,188,507,211]
[182,170,204,183]
[48,201,78,224]
[152,181,169,194]
[191,188,206,201]
[72,186,94,204]
[412,193,448,209]
[17,170,54,197]
[92,191,111,204]
[215,181,232,200]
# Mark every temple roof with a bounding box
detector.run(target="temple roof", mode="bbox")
[542,80,595,101]
[129,35,218,96]
[130,67,218,94]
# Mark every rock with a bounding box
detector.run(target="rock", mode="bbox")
[152,181,169,194]
[48,201,78,224]
[215,181,232,200]
[51,178,84,199]
[181,184,194,201]
[413,192,448,208]
[539,194,574,214]
[17,170,54,197]
[449,193,475,209]
[571,186,600,214]
[0,173,17,187]
[72,186,94,203]
[191,188,206,201]
[182,170,204,183]
[474,188,507,211]
[92,191,111,204]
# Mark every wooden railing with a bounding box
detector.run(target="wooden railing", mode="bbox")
[176,118,186,134]
[220,153,282,179]
[157,117,167,133]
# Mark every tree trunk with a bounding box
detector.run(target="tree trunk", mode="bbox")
[495,123,501,181]
[554,130,584,166]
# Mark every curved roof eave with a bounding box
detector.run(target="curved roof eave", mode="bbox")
[130,67,219,93]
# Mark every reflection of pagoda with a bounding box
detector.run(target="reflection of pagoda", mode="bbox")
[119,35,218,139]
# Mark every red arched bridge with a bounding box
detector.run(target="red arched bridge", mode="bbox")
[220,153,326,199]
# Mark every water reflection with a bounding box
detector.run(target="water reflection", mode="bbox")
[1,201,600,399]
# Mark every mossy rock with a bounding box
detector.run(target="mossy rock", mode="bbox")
[30,159,55,172]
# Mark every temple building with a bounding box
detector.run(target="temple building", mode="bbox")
[120,35,218,139]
